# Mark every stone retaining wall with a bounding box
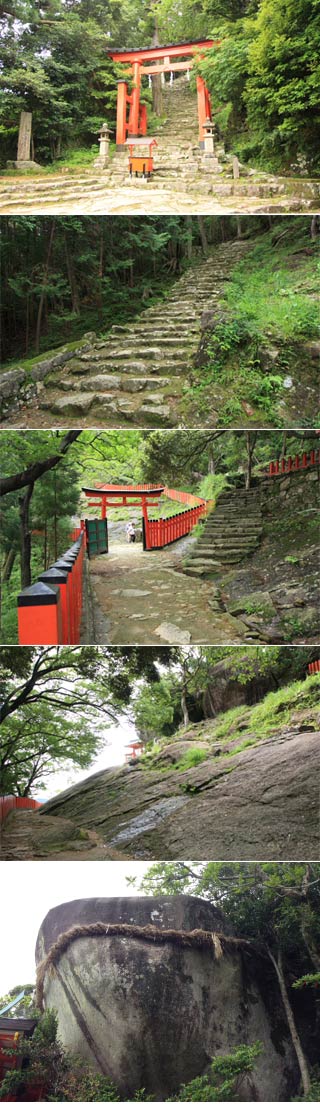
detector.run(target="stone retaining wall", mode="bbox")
[0,341,94,420]
[258,467,319,512]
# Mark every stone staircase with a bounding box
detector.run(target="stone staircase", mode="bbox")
[1,77,319,213]
[109,78,210,189]
[35,238,252,427]
[184,488,263,576]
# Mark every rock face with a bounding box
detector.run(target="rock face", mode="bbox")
[40,726,320,860]
[35,895,296,1101]
[202,655,277,716]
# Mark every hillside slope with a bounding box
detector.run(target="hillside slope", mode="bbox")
[31,676,320,861]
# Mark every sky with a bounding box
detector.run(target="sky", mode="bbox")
[36,717,135,800]
[0,862,152,995]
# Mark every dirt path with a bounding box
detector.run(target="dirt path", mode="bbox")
[87,536,250,644]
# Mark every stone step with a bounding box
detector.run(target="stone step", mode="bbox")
[58,374,177,394]
[68,359,183,376]
[198,539,261,548]
[193,538,259,550]
[97,341,194,356]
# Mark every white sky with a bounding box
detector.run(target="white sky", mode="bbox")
[0,862,152,995]
[36,718,134,800]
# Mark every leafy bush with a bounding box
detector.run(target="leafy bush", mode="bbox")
[172,1042,262,1100]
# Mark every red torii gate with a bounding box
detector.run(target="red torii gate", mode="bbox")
[109,39,218,147]
[83,483,165,529]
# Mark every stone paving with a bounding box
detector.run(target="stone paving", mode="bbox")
[85,534,253,645]
[1,79,319,215]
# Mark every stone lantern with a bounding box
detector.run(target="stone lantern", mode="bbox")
[202,116,216,155]
[94,122,110,169]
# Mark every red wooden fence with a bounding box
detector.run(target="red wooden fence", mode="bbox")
[17,528,85,645]
[0,796,40,822]
[267,450,319,476]
[308,660,320,674]
[144,485,211,549]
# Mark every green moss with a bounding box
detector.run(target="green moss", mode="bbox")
[1,339,88,376]
[177,748,208,771]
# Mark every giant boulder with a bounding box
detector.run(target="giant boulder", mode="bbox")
[35,895,296,1101]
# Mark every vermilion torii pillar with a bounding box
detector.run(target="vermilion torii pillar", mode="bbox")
[110,39,219,148]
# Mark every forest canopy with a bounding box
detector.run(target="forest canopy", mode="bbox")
[0,0,319,171]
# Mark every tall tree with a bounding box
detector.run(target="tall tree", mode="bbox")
[135,862,320,1096]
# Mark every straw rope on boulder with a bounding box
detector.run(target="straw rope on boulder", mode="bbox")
[36,920,252,1010]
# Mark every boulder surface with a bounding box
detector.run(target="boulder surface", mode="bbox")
[35,895,296,1100]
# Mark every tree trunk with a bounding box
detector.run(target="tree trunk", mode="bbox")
[280,431,288,460]
[181,686,190,726]
[44,519,47,570]
[35,219,56,353]
[310,215,318,241]
[198,216,208,256]
[186,217,193,260]
[19,482,34,589]
[151,23,163,117]
[65,236,80,314]
[268,948,311,1096]
[245,431,257,489]
[2,548,16,583]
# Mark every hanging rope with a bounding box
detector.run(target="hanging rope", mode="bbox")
[36,922,252,1010]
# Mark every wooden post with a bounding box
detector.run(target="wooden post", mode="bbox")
[131,61,141,136]
[18,582,62,644]
[197,75,210,145]
[38,566,69,644]
[54,556,74,643]
[141,495,150,548]
[116,81,128,146]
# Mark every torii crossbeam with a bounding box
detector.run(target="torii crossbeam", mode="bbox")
[109,39,219,147]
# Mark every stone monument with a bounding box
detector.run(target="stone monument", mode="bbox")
[7,111,43,171]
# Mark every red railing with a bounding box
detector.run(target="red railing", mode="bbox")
[308,660,320,674]
[145,502,209,549]
[0,796,40,822]
[142,486,211,549]
[163,487,211,507]
[266,450,319,476]
[17,528,85,645]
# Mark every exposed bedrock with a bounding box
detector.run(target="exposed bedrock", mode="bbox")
[35,895,297,1101]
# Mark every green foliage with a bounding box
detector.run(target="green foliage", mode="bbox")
[134,680,177,743]
[197,472,229,501]
[0,645,174,794]
[293,972,320,989]
[177,747,208,770]
[136,861,320,967]
[1,216,214,364]
[196,0,320,171]
[245,0,320,171]
[0,984,37,1018]
[293,1074,320,1101]
[173,1042,262,1100]
[190,221,319,423]
[214,673,320,743]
